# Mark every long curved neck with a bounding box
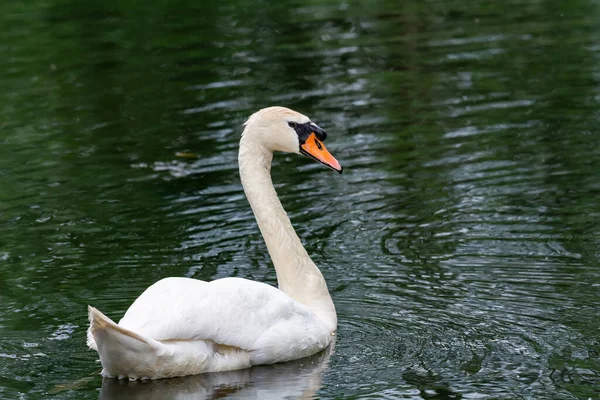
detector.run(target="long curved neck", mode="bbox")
[238,132,336,332]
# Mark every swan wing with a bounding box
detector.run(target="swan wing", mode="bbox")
[117,277,330,364]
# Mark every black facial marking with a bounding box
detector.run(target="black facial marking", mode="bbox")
[289,121,328,144]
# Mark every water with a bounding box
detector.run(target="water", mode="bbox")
[1,0,599,398]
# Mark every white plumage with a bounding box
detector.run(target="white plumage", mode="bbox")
[87,107,342,380]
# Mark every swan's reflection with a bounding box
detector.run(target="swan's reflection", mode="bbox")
[99,341,334,400]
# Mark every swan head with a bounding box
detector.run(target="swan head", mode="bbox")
[243,106,342,173]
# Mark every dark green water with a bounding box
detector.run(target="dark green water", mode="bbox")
[1,0,600,398]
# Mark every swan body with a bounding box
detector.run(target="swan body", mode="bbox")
[87,106,342,380]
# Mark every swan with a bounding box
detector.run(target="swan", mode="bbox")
[87,106,342,380]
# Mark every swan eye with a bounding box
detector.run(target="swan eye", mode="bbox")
[288,121,297,128]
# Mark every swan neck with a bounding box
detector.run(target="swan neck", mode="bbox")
[238,133,336,331]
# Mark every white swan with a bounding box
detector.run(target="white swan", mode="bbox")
[87,106,342,380]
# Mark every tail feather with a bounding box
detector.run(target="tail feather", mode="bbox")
[87,306,225,379]
[87,305,163,379]
[88,306,150,344]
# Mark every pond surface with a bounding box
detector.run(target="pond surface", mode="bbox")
[1,0,600,399]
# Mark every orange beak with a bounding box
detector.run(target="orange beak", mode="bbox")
[300,132,342,173]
